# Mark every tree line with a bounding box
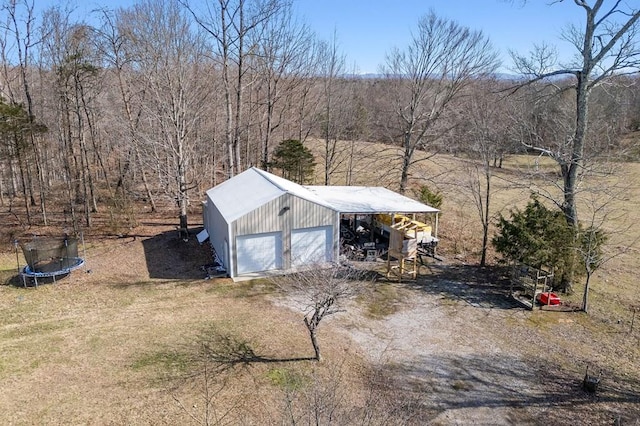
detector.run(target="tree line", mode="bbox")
[0,0,638,244]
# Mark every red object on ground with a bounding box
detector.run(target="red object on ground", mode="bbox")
[537,292,561,306]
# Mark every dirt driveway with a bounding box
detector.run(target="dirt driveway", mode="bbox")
[324,262,640,425]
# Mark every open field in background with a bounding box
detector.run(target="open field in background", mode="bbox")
[0,145,639,424]
[309,139,640,325]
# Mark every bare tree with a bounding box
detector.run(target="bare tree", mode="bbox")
[184,0,285,178]
[574,180,638,313]
[40,6,103,230]
[95,7,157,214]
[456,80,520,266]
[0,0,50,225]
[341,80,370,186]
[251,4,314,171]
[511,1,640,230]
[276,264,369,361]
[381,11,499,194]
[120,0,209,233]
[316,32,348,185]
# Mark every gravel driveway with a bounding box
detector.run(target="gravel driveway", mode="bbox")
[331,262,639,425]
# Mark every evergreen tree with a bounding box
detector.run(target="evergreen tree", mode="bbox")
[269,139,316,184]
[492,196,575,286]
[415,184,443,210]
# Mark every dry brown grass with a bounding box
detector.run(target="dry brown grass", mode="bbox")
[1,143,639,423]
[0,221,406,424]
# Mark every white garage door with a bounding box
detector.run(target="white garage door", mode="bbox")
[291,226,333,267]
[236,232,282,275]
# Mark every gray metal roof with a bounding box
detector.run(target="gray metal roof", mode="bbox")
[206,168,439,222]
[306,186,439,214]
[205,168,337,222]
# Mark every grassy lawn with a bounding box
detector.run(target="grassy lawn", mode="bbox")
[0,230,377,424]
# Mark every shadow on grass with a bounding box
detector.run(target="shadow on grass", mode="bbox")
[139,227,212,280]
[381,352,640,424]
[196,327,316,371]
[398,263,522,310]
[1,271,24,287]
[1,269,76,288]
[133,327,316,391]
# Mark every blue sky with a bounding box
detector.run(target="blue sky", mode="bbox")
[293,0,583,73]
[41,0,585,73]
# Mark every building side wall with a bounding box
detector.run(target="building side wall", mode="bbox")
[203,195,232,273]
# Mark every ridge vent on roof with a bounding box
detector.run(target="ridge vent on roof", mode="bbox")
[251,167,288,192]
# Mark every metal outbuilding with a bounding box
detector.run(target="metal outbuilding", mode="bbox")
[203,167,439,280]
[203,168,340,280]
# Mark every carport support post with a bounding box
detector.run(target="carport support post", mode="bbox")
[434,212,439,257]
[386,213,396,279]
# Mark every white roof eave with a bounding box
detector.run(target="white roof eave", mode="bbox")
[305,186,439,214]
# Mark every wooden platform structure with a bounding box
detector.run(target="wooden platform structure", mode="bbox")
[383,214,435,281]
[509,263,554,310]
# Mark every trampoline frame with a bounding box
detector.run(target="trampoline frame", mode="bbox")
[20,257,86,287]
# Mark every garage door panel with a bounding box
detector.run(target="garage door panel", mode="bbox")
[236,232,282,274]
[291,226,333,267]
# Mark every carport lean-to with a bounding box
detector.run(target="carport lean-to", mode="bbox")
[307,185,440,279]
[202,167,439,281]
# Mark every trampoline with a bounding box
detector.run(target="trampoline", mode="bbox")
[17,235,86,287]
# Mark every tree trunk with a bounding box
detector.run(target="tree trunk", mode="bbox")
[32,137,48,226]
[323,102,332,186]
[8,157,17,199]
[560,73,591,292]
[79,134,92,227]
[582,273,592,313]
[304,319,321,362]
[135,145,156,212]
[82,92,110,208]
[219,2,235,179]
[24,151,36,207]
[16,146,32,226]
[346,139,355,185]
[399,136,413,194]
[562,74,589,230]
[262,87,274,170]
[179,211,188,237]
[177,142,189,238]
[480,168,491,267]
[233,2,245,176]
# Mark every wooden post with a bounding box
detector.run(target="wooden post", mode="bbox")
[531,272,538,310]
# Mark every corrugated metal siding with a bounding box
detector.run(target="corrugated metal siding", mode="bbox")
[234,196,284,235]
[231,194,338,274]
[290,195,336,228]
[233,194,335,235]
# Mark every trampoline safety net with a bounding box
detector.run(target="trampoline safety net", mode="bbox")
[20,237,80,274]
